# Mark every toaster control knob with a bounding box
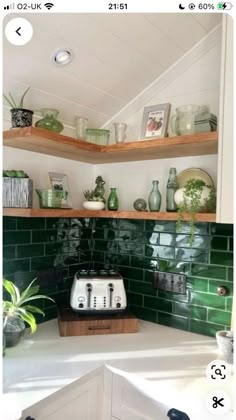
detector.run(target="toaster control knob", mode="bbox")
[78,296,85,302]
[114,296,121,302]
[78,303,84,308]
[116,303,121,308]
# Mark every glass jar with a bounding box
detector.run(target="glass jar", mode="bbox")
[35,108,64,133]
[86,129,110,145]
[113,122,127,144]
[166,168,179,212]
[108,188,119,211]
[170,105,209,135]
[75,116,88,140]
[148,180,162,212]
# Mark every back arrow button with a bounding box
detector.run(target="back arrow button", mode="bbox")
[16,27,21,36]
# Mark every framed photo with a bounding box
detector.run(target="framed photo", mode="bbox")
[48,172,72,208]
[140,103,171,139]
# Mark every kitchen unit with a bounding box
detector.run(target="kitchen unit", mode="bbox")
[2,11,234,420]
[3,319,234,420]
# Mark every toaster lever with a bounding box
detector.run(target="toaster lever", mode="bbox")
[108,283,114,308]
[86,283,92,308]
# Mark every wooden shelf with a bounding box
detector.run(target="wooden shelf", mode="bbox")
[3,208,216,222]
[3,127,218,164]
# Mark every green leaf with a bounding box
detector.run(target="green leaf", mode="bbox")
[19,295,55,305]
[20,311,37,333]
[3,94,15,108]
[22,305,45,316]
[17,279,39,305]
[8,92,17,108]
[19,86,30,108]
[3,279,18,305]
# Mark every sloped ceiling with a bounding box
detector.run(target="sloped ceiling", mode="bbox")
[3,13,221,129]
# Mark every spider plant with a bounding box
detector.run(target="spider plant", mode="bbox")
[3,86,30,109]
[3,278,54,333]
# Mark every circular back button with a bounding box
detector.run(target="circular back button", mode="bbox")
[5,18,33,46]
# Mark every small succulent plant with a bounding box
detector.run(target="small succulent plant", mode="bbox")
[83,189,104,202]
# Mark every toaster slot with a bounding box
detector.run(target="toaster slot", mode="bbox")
[108,283,114,308]
[86,283,92,308]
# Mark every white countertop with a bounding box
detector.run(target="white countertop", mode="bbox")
[2,319,234,420]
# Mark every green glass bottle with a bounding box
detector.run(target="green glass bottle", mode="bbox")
[108,188,119,211]
[148,180,162,212]
[166,168,179,212]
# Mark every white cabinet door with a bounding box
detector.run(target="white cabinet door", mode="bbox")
[217,14,233,223]
[20,370,103,420]
[112,372,168,420]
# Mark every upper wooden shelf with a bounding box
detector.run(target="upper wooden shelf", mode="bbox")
[3,208,216,222]
[3,127,218,164]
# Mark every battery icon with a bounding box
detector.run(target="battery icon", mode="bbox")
[217,2,233,9]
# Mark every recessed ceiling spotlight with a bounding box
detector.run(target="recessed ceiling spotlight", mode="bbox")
[53,49,72,65]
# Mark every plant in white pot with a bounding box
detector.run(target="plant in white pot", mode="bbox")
[83,189,105,210]
[3,87,33,128]
[175,179,216,246]
[3,278,54,348]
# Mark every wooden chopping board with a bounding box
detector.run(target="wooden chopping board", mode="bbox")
[58,306,138,337]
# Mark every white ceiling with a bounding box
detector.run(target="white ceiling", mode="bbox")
[3,13,222,129]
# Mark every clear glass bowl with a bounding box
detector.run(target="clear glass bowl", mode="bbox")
[86,129,110,145]
[36,189,67,208]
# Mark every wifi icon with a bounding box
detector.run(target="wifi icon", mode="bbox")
[44,2,54,10]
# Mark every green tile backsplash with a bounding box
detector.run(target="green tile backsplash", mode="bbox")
[3,217,233,336]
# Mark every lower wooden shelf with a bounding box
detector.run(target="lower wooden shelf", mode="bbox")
[3,208,216,222]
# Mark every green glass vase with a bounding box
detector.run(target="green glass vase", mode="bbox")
[108,188,119,211]
[35,108,64,133]
[148,180,162,212]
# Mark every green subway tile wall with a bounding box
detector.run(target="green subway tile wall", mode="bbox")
[3,217,233,336]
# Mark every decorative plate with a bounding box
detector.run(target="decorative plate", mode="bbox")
[133,198,147,211]
[177,168,214,188]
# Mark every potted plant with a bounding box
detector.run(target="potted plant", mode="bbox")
[3,169,33,208]
[3,278,54,348]
[3,87,33,128]
[83,189,105,210]
[174,179,216,246]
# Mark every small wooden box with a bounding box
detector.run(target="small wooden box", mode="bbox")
[58,307,138,337]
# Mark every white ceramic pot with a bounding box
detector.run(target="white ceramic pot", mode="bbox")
[83,201,105,210]
[216,330,234,363]
[174,186,211,209]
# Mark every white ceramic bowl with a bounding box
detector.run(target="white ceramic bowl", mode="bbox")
[83,201,105,210]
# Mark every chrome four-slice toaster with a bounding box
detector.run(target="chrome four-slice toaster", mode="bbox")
[70,270,127,313]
